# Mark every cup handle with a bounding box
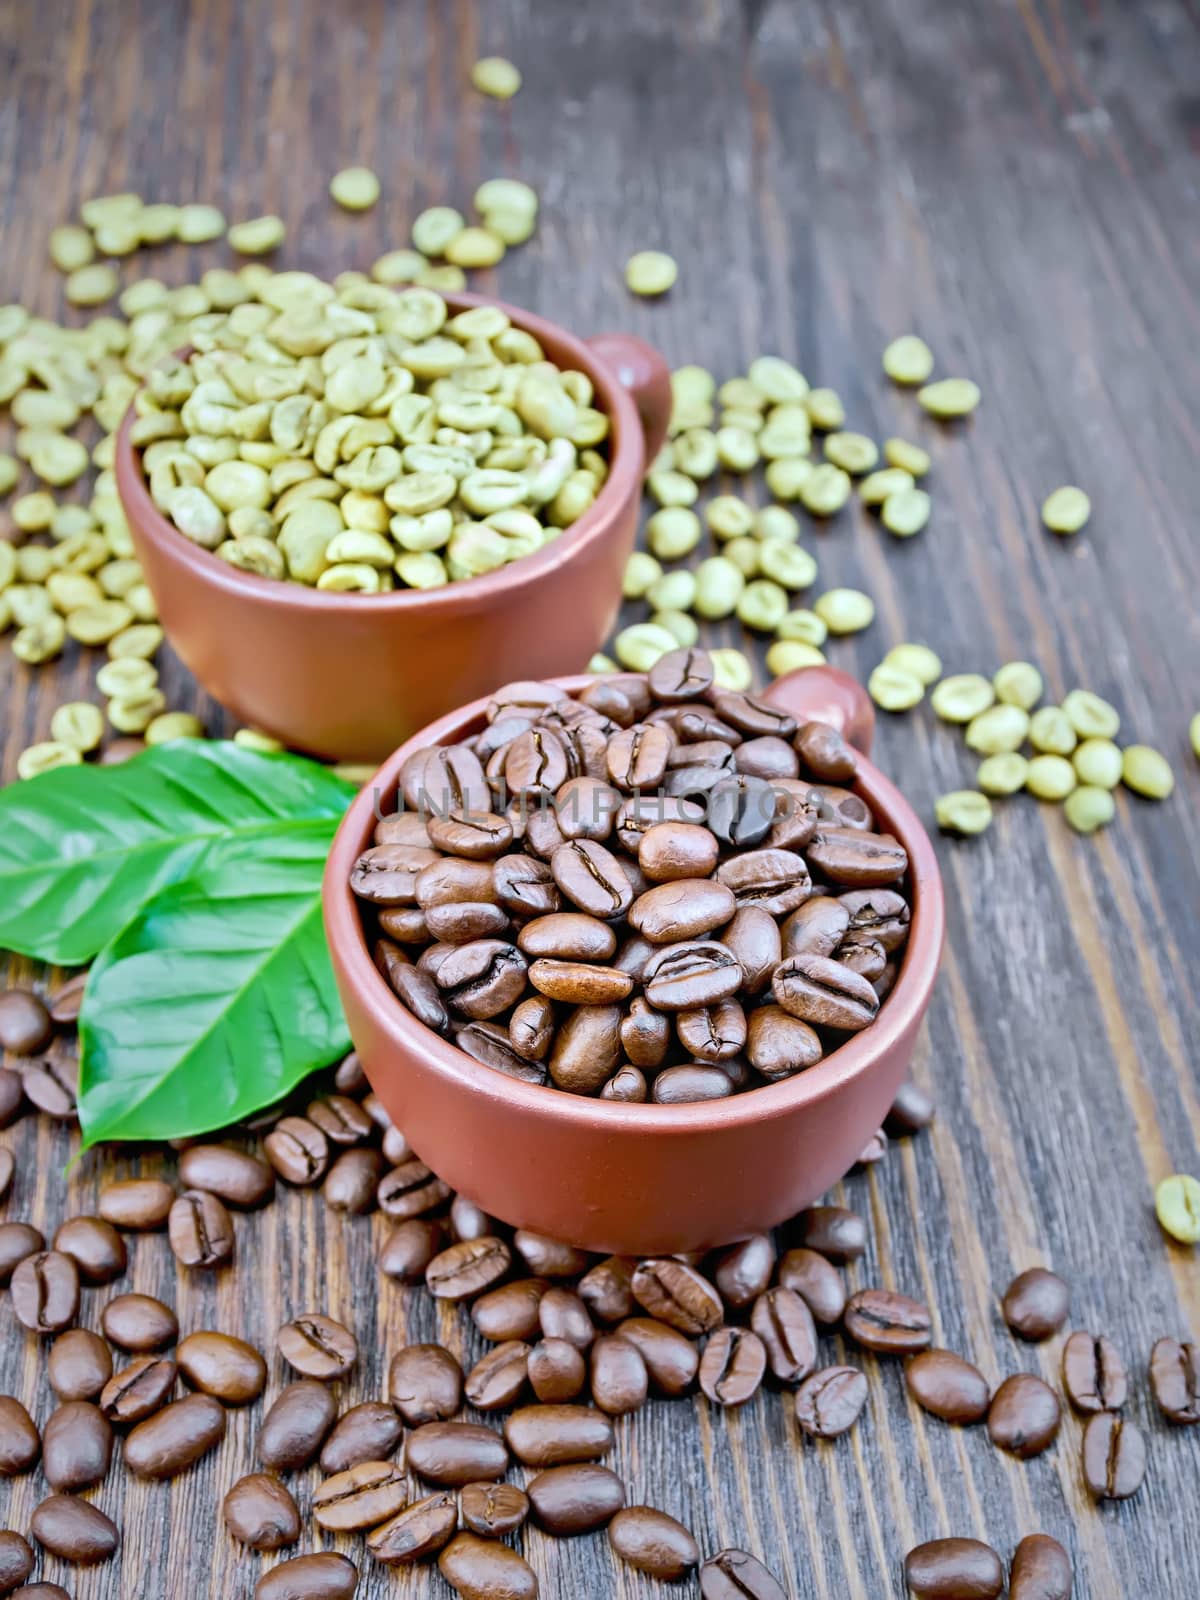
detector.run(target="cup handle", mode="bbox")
[762,664,876,757]
[587,333,673,465]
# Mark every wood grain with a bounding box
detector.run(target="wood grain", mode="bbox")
[1,0,1198,1595]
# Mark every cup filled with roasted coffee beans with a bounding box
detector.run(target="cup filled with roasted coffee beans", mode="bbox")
[326,654,944,1253]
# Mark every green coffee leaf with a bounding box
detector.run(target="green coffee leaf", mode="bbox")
[77,825,350,1148]
[0,740,355,965]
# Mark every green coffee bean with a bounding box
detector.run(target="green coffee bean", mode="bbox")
[673,428,719,479]
[66,264,119,306]
[719,408,764,433]
[17,741,83,781]
[766,640,825,676]
[722,536,761,578]
[754,505,800,543]
[935,791,993,836]
[930,673,995,724]
[1041,485,1090,535]
[646,468,699,507]
[233,727,285,753]
[814,587,874,635]
[757,409,811,459]
[49,224,95,272]
[883,437,931,477]
[96,657,158,698]
[917,378,981,419]
[652,609,700,648]
[717,377,765,411]
[614,622,678,671]
[693,557,746,620]
[823,432,878,475]
[1072,738,1122,790]
[13,492,56,531]
[709,648,753,692]
[868,664,924,712]
[445,227,506,268]
[758,540,817,591]
[1154,1174,1200,1244]
[1063,785,1115,835]
[1190,712,1200,760]
[993,661,1043,710]
[473,178,538,219]
[976,753,1029,796]
[859,468,914,507]
[882,334,935,385]
[372,249,425,285]
[646,569,696,613]
[1121,744,1174,799]
[747,357,808,403]
[799,464,851,517]
[704,495,755,541]
[145,711,205,744]
[67,601,135,646]
[881,487,931,538]
[1062,688,1120,740]
[0,452,18,495]
[177,203,227,243]
[50,702,105,753]
[765,457,814,501]
[166,486,226,549]
[1029,705,1077,755]
[646,506,701,561]
[108,624,164,660]
[715,425,759,474]
[330,166,381,211]
[471,55,522,98]
[1026,754,1077,801]
[411,207,465,257]
[964,704,1031,755]
[883,643,942,685]
[803,388,844,431]
[776,609,827,647]
[625,251,677,296]
[671,365,716,406]
[108,688,167,734]
[13,615,66,664]
[737,579,789,632]
[228,216,286,255]
[587,653,618,674]
[622,551,663,599]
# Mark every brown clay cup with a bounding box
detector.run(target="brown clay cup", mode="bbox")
[115,295,672,763]
[323,663,945,1255]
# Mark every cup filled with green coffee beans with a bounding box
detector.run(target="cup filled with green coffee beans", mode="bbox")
[115,281,671,761]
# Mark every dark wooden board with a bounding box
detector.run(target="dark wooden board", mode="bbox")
[0,0,1198,1595]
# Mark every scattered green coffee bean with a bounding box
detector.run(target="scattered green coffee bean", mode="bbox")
[935,790,993,836]
[884,437,931,477]
[965,704,1031,755]
[227,216,286,255]
[1190,712,1200,760]
[814,587,874,635]
[646,506,701,561]
[652,609,700,648]
[177,203,227,243]
[993,661,1043,711]
[444,227,506,268]
[917,378,981,419]
[976,753,1029,796]
[646,468,699,507]
[330,167,381,211]
[614,622,678,671]
[49,224,95,272]
[673,428,719,479]
[1041,485,1090,536]
[694,557,746,620]
[471,56,522,98]
[372,249,426,285]
[754,505,800,543]
[1062,688,1120,740]
[766,640,825,676]
[1026,754,1077,801]
[823,432,878,475]
[881,487,932,538]
[233,727,285,752]
[65,264,119,306]
[587,653,618,674]
[50,701,105,753]
[715,425,760,474]
[776,609,827,647]
[882,334,935,386]
[765,457,814,501]
[1154,1174,1200,1244]
[1121,744,1174,800]
[737,579,789,632]
[17,741,83,781]
[411,207,465,257]
[704,495,755,541]
[800,464,852,517]
[1063,785,1115,835]
[758,540,817,591]
[709,647,753,692]
[1029,705,1077,755]
[0,453,18,495]
[145,711,206,743]
[868,664,924,712]
[625,251,678,297]
[883,643,942,685]
[747,357,808,403]
[803,388,844,431]
[859,468,915,507]
[646,569,696,613]
[622,551,662,599]
[930,673,995,723]
[1072,738,1123,790]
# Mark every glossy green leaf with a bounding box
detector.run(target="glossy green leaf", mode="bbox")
[0,740,356,965]
[77,824,350,1148]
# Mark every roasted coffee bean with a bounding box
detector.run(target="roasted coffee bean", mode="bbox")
[630,879,736,944]
[318,1402,403,1475]
[30,1494,119,1565]
[124,1392,225,1479]
[606,723,673,793]
[518,912,616,962]
[840,937,888,983]
[98,1178,175,1231]
[649,646,716,702]
[550,839,635,920]
[601,1064,648,1101]
[389,1344,464,1425]
[839,887,910,950]
[678,997,747,1062]
[745,1006,822,1081]
[589,1334,649,1416]
[47,1328,112,1402]
[368,1490,458,1565]
[717,849,811,917]
[375,811,435,848]
[777,1248,846,1325]
[607,1507,699,1582]
[986,1374,1062,1458]
[377,942,452,1032]
[253,1552,358,1600]
[42,1401,112,1491]
[1083,1411,1146,1500]
[407,1421,508,1486]
[616,796,705,854]
[699,1326,766,1407]
[504,725,571,795]
[644,941,743,1010]
[178,1144,274,1208]
[617,1318,699,1395]
[177,1331,266,1405]
[528,1339,587,1403]
[504,1403,613,1466]
[794,1365,869,1438]
[10,1584,71,1599]
[844,1288,931,1355]
[579,1257,635,1324]
[99,1357,176,1426]
[0,1397,40,1474]
[0,1536,34,1597]
[528,1462,625,1535]
[313,1458,408,1530]
[350,842,439,904]
[781,898,847,960]
[632,1259,722,1335]
[259,1380,337,1470]
[426,1237,512,1302]
[905,1350,991,1424]
[508,996,555,1063]
[813,786,874,831]
[529,958,633,1004]
[377,1157,450,1219]
[581,677,644,724]
[435,939,528,1019]
[0,990,52,1055]
[794,720,856,781]
[903,1538,1004,1600]
[652,1063,735,1103]
[307,1093,372,1146]
[321,1146,385,1213]
[11,1252,79,1334]
[264,1117,330,1185]
[100,1292,177,1352]
[751,1287,818,1384]
[1062,1330,1128,1414]
[713,1235,775,1309]
[492,853,560,917]
[885,1080,937,1136]
[795,1205,867,1261]
[0,1071,24,1130]
[767,781,820,853]
[465,1342,530,1411]
[720,906,781,996]
[1150,1336,1200,1425]
[222,1472,301,1551]
[456,1481,528,1540]
[735,735,799,781]
[403,741,489,813]
[21,1054,77,1120]
[510,1234,588,1279]
[456,1021,547,1084]
[427,809,514,859]
[377,904,429,943]
[380,1123,412,1165]
[448,1194,497,1243]
[700,1548,787,1600]
[1002,1268,1070,1341]
[277,1314,356,1380]
[548,1004,623,1094]
[168,1188,235,1269]
[1009,1534,1073,1600]
[637,821,720,884]
[425,900,512,942]
[539,1287,595,1349]
[554,776,622,842]
[472,1279,548,1344]
[710,691,795,740]
[707,774,778,847]
[773,952,879,1030]
[50,1215,125,1287]
[418,863,501,918]
[438,1531,538,1599]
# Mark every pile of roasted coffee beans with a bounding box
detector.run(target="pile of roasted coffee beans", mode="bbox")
[351,650,911,1105]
